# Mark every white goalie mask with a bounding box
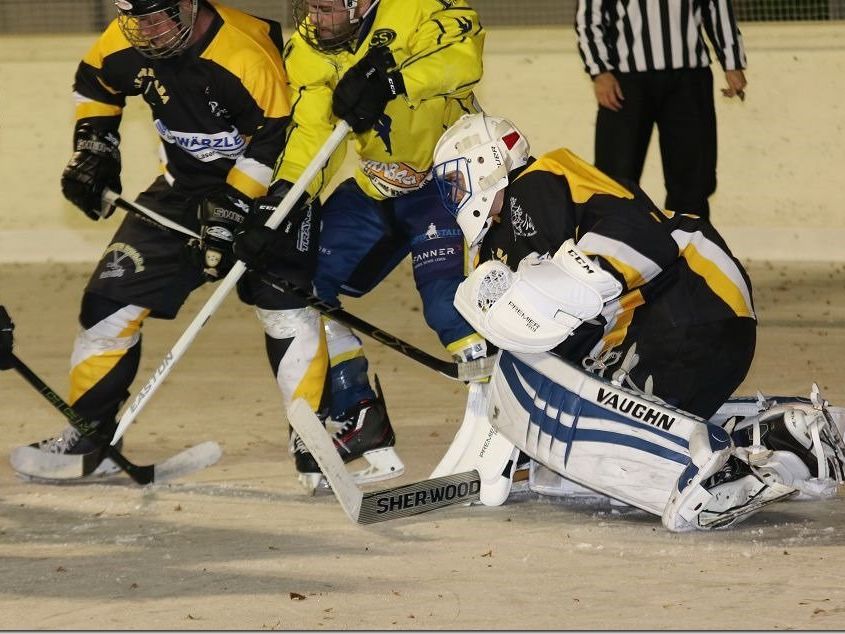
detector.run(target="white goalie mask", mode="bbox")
[433,113,530,247]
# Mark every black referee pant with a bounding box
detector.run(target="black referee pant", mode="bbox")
[594,67,717,219]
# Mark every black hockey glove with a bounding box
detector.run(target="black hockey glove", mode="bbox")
[61,123,122,221]
[332,46,405,133]
[199,185,252,281]
[232,180,314,275]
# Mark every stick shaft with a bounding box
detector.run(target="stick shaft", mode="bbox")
[110,122,351,445]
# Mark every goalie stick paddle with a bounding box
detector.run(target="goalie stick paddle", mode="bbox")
[0,306,221,484]
[287,398,481,524]
[104,194,494,383]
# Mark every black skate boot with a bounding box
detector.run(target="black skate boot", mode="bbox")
[288,425,325,495]
[10,419,122,481]
[329,375,404,484]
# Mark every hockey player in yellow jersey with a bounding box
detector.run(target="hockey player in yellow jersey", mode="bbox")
[9,0,331,484]
[233,0,489,491]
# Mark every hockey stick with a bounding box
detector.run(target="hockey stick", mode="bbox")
[110,121,352,446]
[0,307,221,484]
[107,194,494,383]
[288,398,481,524]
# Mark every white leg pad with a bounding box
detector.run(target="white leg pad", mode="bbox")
[489,350,701,516]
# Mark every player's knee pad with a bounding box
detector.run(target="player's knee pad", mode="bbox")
[70,300,148,405]
[256,307,326,409]
[256,307,320,340]
[72,303,147,365]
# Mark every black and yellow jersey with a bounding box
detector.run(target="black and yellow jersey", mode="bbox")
[480,148,756,353]
[276,0,485,200]
[72,0,290,200]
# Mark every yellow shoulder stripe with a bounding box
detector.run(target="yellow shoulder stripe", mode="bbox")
[82,19,132,69]
[201,5,289,118]
[519,148,634,203]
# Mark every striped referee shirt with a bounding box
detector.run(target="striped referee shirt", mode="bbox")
[575,0,747,76]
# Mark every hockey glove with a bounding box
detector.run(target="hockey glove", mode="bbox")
[232,180,314,275]
[61,123,122,221]
[199,185,252,281]
[332,45,405,133]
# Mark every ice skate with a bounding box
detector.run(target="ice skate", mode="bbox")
[10,422,122,482]
[289,426,326,495]
[328,375,404,485]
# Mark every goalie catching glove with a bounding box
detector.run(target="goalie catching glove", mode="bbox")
[454,239,622,353]
[199,185,252,281]
[61,123,122,220]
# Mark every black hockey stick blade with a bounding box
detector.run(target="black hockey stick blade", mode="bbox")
[5,352,221,485]
[288,398,480,524]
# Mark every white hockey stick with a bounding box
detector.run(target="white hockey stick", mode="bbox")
[288,398,482,524]
[110,121,351,445]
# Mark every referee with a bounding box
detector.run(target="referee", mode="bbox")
[575,0,747,220]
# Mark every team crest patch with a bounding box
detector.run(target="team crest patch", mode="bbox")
[369,29,396,47]
[99,242,145,279]
[510,196,536,237]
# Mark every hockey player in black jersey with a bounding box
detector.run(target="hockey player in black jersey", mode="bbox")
[430,113,845,531]
[9,0,346,486]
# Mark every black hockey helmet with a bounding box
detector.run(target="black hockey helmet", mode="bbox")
[114,0,199,59]
[292,0,378,53]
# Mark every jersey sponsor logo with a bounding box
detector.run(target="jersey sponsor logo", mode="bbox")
[361,159,429,197]
[154,120,246,162]
[596,386,677,430]
[510,197,536,237]
[412,246,456,267]
[369,29,396,47]
[373,478,481,514]
[410,223,462,245]
[99,242,145,279]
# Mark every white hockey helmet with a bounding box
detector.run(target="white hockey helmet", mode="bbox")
[432,113,530,247]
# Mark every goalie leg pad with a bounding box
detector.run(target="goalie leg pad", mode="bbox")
[488,350,700,515]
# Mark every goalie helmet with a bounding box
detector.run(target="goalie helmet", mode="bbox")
[114,0,199,59]
[432,113,530,247]
[292,0,378,53]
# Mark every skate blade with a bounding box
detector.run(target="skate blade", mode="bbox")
[349,447,405,485]
[298,472,325,496]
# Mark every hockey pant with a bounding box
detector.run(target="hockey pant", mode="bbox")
[313,178,483,418]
